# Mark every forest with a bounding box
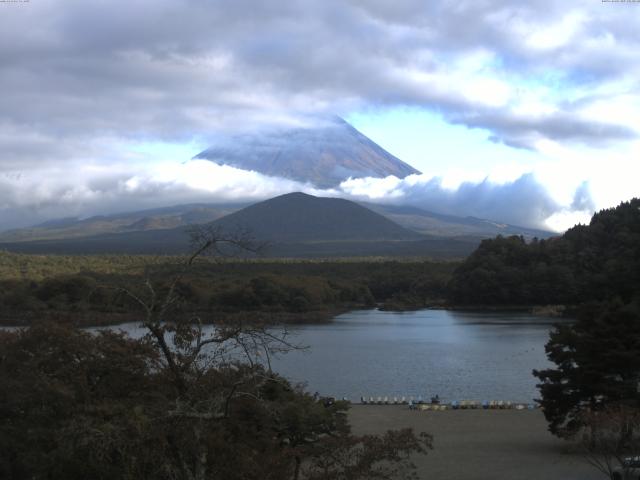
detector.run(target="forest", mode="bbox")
[442,199,640,475]
[448,198,640,308]
[0,255,455,327]
[1,199,639,479]
[1,231,436,479]
[1,199,639,329]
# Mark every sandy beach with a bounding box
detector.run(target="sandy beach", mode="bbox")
[348,405,603,480]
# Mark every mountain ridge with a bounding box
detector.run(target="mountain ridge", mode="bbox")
[0,193,478,258]
[0,204,246,242]
[0,196,553,243]
[361,203,553,239]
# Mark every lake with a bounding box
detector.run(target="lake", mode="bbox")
[97,309,562,403]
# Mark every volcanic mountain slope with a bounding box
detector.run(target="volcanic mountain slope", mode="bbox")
[0,204,244,242]
[363,203,554,239]
[0,193,479,258]
[194,117,421,188]
[0,196,553,246]
[211,192,421,242]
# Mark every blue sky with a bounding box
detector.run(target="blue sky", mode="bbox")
[0,0,638,231]
[347,108,541,183]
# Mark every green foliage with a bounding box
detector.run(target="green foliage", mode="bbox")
[0,321,431,480]
[448,199,640,441]
[0,258,456,325]
[0,251,178,280]
[449,198,640,306]
[0,322,161,479]
[0,219,441,479]
[0,225,433,478]
[533,300,640,437]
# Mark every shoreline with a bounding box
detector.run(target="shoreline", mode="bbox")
[0,307,344,329]
[0,303,570,328]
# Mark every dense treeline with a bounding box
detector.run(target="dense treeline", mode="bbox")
[0,229,435,479]
[447,198,640,446]
[0,317,432,479]
[0,258,455,325]
[3,198,638,322]
[448,198,640,307]
[534,298,640,437]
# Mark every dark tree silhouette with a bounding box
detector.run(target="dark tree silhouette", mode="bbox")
[448,198,640,307]
[534,301,640,438]
[0,226,433,480]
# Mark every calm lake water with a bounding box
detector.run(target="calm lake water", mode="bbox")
[95,309,562,403]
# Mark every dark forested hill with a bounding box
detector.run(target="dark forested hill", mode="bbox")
[0,193,480,257]
[448,198,640,305]
[211,192,421,242]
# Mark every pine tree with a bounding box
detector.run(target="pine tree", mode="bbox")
[534,301,640,437]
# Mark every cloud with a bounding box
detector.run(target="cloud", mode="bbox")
[340,172,571,229]
[544,180,596,232]
[0,157,590,232]
[0,0,638,170]
[457,111,637,150]
[0,0,630,231]
[570,181,595,212]
[0,160,317,229]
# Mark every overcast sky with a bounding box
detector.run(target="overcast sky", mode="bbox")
[0,0,638,231]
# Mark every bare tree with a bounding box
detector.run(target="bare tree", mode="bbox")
[303,429,433,480]
[100,225,432,480]
[578,405,640,480]
[115,225,297,480]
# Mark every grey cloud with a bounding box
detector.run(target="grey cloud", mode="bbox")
[459,111,637,149]
[1,157,580,232]
[0,158,312,230]
[384,173,561,229]
[570,181,595,212]
[1,0,638,172]
[0,0,635,232]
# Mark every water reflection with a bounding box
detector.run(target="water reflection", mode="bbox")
[268,309,565,402]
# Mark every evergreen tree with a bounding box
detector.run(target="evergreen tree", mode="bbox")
[448,198,640,307]
[533,301,640,437]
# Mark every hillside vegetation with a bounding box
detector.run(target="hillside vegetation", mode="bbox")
[448,198,640,307]
[0,254,456,326]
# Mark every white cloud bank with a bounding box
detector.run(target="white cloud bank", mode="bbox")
[0,159,593,232]
[0,0,637,232]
